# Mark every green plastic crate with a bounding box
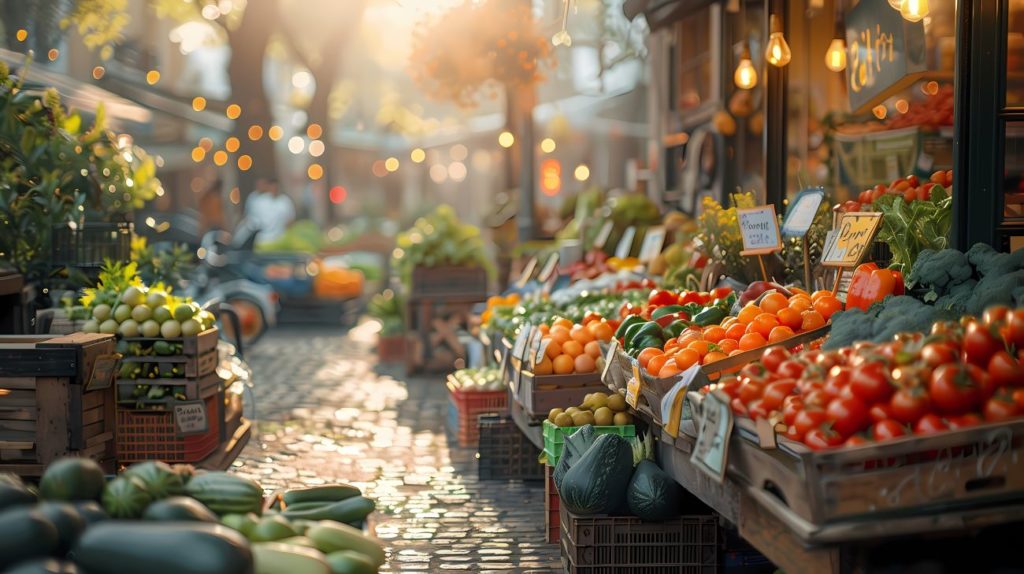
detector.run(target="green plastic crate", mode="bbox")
[542,419,636,468]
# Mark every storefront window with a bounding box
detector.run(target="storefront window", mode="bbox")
[676,10,715,113]
[1008,0,1024,106]
[1006,122,1024,221]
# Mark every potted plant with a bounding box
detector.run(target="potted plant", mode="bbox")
[368,289,406,362]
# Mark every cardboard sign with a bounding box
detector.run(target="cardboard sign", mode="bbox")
[781,188,825,239]
[85,354,120,392]
[638,226,667,263]
[537,252,560,283]
[593,221,614,250]
[173,400,209,436]
[600,339,619,383]
[845,0,928,113]
[737,205,783,255]
[821,212,883,268]
[691,391,733,483]
[660,363,703,438]
[626,363,644,408]
[515,257,538,288]
[615,226,637,259]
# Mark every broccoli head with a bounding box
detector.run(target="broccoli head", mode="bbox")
[933,278,977,316]
[966,269,1024,316]
[908,249,972,296]
[967,243,1024,278]
[822,308,874,350]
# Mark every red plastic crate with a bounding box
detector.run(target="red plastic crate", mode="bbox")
[116,392,222,463]
[546,465,560,543]
[447,385,507,447]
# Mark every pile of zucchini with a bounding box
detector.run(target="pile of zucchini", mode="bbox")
[0,457,385,574]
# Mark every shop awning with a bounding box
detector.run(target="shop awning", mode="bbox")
[623,0,716,30]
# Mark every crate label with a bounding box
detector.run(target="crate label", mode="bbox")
[515,257,538,288]
[756,417,778,449]
[625,364,643,409]
[737,205,783,255]
[600,340,619,383]
[512,324,533,359]
[637,226,667,263]
[85,353,120,391]
[661,363,702,438]
[534,335,550,366]
[173,400,209,437]
[593,221,614,250]
[691,391,733,483]
[781,188,825,239]
[821,212,883,268]
[615,226,636,259]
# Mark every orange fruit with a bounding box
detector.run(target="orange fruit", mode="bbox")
[729,349,744,356]
[759,292,789,315]
[638,347,664,369]
[678,332,703,347]
[725,323,747,341]
[751,313,780,337]
[647,353,670,375]
[801,310,826,331]
[552,354,575,374]
[544,339,562,360]
[673,348,701,370]
[813,296,843,320]
[776,307,803,330]
[717,338,739,354]
[687,340,712,357]
[703,351,728,365]
[549,326,572,345]
[534,356,553,375]
[552,317,573,330]
[658,359,682,378]
[788,297,813,313]
[720,317,738,330]
[811,290,833,303]
[537,324,550,335]
[663,339,681,353]
[738,332,768,351]
[590,321,614,342]
[584,340,602,359]
[574,354,596,373]
[570,325,596,344]
[702,326,727,344]
[768,325,796,343]
[789,286,809,297]
[562,340,584,358]
[737,304,761,324]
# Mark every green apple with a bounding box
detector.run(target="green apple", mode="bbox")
[180,319,202,337]
[92,304,112,321]
[82,319,99,333]
[172,304,196,323]
[113,304,132,323]
[160,319,182,338]
[140,319,161,338]
[153,306,172,324]
[131,305,152,322]
[121,286,146,307]
[146,290,167,308]
[118,319,139,337]
[99,319,119,334]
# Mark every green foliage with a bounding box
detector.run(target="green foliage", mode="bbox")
[779,198,831,288]
[874,185,952,274]
[61,0,131,60]
[79,259,143,310]
[392,205,495,288]
[131,236,194,289]
[697,192,757,282]
[367,289,404,336]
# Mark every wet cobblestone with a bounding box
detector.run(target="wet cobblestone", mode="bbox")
[231,325,561,573]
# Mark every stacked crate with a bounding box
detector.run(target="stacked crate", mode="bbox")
[405,266,487,374]
[477,414,544,481]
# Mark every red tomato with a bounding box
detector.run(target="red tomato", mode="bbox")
[718,379,742,399]
[850,362,894,404]
[793,408,829,435]
[871,420,907,441]
[760,347,791,374]
[869,402,895,422]
[964,321,1003,367]
[823,367,851,398]
[762,379,797,411]
[710,286,733,300]
[782,396,804,426]
[825,397,870,437]
[1007,310,1024,350]
[803,389,833,408]
[889,388,932,424]
[947,413,983,430]
[739,363,770,384]
[738,381,765,404]
[804,428,844,450]
[902,188,917,203]
[913,413,948,435]
[1014,388,1024,410]
[929,364,985,414]
[747,399,770,420]
[677,292,703,306]
[983,305,1012,326]
[731,397,748,416]
[649,290,678,307]
[841,200,861,213]
[776,359,806,380]
[905,174,920,187]
[844,434,871,447]
[983,394,1020,422]
[920,342,958,368]
[989,352,1024,388]
[785,424,804,442]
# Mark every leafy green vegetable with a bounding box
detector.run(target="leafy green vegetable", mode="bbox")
[874,186,952,274]
[391,205,495,288]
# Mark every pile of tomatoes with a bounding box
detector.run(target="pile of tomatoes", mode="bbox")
[840,171,953,213]
[639,289,840,379]
[703,306,1024,450]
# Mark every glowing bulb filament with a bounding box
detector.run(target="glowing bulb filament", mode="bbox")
[825,38,847,72]
[899,0,928,22]
[734,58,758,89]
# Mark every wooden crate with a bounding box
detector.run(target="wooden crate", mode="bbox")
[410,266,488,302]
[511,364,607,420]
[0,333,119,476]
[118,328,219,380]
[405,299,476,374]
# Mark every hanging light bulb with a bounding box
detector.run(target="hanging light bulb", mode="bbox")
[551,0,572,46]
[887,0,900,8]
[825,1,847,72]
[765,14,792,67]
[899,0,928,22]
[734,43,758,89]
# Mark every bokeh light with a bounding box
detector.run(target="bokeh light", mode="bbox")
[308,164,324,180]
[146,70,161,85]
[306,124,323,139]
[410,148,426,163]
[191,147,206,163]
[247,125,263,140]
[371,160,387,177]
[226,104,241,119]
[329,186,348,204]
[92,66,105,80]
[15,29,27,42]
[498,131,515,148]
[237,155,253,171]
[225,137,240,152]
[574,164,590,181]
[268,126,284,141]
[47,49,59,61]
[213,151,228,166]
[429,164,448,183]
[450,144,468,161]
[540,138,556,153]
[192,97,207,111]
[448,162,467,182]
[309,140,325,157]
[385,157,400,172]
[288,136,305,154]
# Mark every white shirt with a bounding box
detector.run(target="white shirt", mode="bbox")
[245,191,295,244]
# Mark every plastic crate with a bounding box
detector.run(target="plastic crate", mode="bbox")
[116,392,223,463]
[477,414,544,481]
[559,504,719,573]
[51,221,132,270]
[447,385,507,447]
[543,419,636,468]
[545,465,560,543]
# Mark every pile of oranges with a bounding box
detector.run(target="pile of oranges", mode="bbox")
[531,317,616,375]
[639,289,843,379]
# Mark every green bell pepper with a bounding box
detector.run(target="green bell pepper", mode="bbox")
[615,315,646,340]
[692,306,727,327]
[662,320,689,339]
[651,305,686,320]
[626,322,664,352]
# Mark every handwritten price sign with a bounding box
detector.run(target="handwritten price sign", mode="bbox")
[737,205,783,256]
[821,212,883,268]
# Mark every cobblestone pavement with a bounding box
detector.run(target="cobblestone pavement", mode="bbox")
[231,324,562,573]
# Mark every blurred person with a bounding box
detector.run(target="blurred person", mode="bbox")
[198,179,226,234]
[244,177,295,245]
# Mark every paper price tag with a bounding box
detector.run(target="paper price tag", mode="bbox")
[781,188,825,239]
[659,363,702,438]
[638,226,666,263]
[537,252,560,283]
[615,226,637,259]
[737,205,783,255]
[533,336,550,366]
[594,221,614,250]
[515,257,538,288]
[821,212,883,268]
[600,340,619,383]
[625,363,644,408]
[173,400,209,437]
[691,391,733,483]
[511,323,533,360]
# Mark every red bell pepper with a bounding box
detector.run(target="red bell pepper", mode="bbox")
[648,289,677,307]
[846,263,905,311]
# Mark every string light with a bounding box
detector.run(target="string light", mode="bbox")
[306,124,323,139]
[551,0,572,46]
[448,162,467,182]
[899,0,928,22]
[247,125,263,140]
[765,14,791,67]
[287,137,305,154]
[225,137,240,153]
[498,131,515,148]
[15,29,27,42]
[146,70,160,85]
[309,140,325,157]
[824,1,847,72]
[226,104,241,119]
[540,138,556,153]
[734,43,758,89]
[191,147,206,162]
[410,148,426,163]
[307,164,324,180]
[385,157,400,172]
[237,155,253,171]
[574,164,590,182]
[268,126,284,141]
[213,151,228,166]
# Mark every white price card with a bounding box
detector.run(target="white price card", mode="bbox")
[174,400,209,437]
[593,221,614,250]
[638,226,667,263]
[690,391,733,483]
[515,257,538,288]
[600,339,620,383]
[615,226,637,259]
[659,363,703,438]
[781,188,825,239]
[737,205,783,255]
[537,252,560,283]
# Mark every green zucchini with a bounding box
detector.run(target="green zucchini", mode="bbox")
[281,496,374,523]
[0,472,37,511]
[142,496,219,522]
[249,515,299,542]
[36,502,85,556]
[325,550,377,574]
[0,508,59,570]
[185,472,263,516]
[282,485,360,506]
[72,522,253,574]
[306,521,386,567]
[282,501,332,512]
[252,542,330,574]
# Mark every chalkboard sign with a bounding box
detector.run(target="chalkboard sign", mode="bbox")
[821,212,883,268]
[845,0,927,112]
[781,188,825,239]
[174,400,209,437]
[737,205,783,255]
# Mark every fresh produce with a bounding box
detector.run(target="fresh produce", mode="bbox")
[185,472,264,516]
[449,367,503,392]
[552,425,598,490]
[0,473,37,511]
[0,507,60,570]
[392,205,495,288]
[101,476,153,519]
[851,170,954,212]
[824,296,942,350]
[708,305,1024,450]
[845,263,905,311]
[73,522,253,574]
[366,290,404,337]
[530,317,615,375]
[280,496,375,523]
[249,515,301,542]
[38,458,106,503]
[559,433,635,515]
[123,461,186,499]
[306,521,387,567]
[547,392,632,428]
[479,293,519,327]
[913,243,1024,315]
[34,503,86,556]
[142,497,220,522]
[3,558,80,574]
[251,542,330,574]
[325,550,379,574]
[282,486,361,507]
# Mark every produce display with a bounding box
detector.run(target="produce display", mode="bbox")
[702,304,1024,450]
[449,367,504,392]
[547,392,633,428]
[391,204,495,287]
[530,317,616,375]
[0,457,384,574]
